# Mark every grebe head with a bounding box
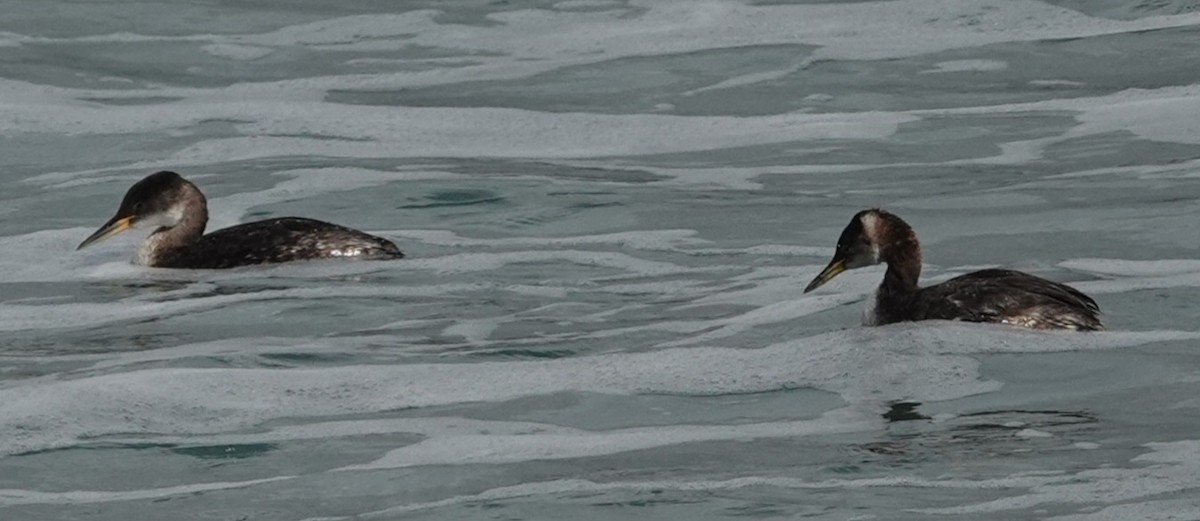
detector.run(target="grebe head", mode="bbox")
[804,208,899,293]
[77,171,203,250]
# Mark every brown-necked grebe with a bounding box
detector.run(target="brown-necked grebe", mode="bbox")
[77,171,403,269]
[804,209,1102,331]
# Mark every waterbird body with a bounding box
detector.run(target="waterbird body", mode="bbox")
[804,209,1102,331]
[77,171,404,269]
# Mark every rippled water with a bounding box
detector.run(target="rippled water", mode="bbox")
[4,1,1200,519]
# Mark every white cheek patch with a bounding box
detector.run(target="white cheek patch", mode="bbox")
[140,207,185,228]
[858,212,883,262]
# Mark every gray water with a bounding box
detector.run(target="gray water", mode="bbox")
[3,0,1200,519]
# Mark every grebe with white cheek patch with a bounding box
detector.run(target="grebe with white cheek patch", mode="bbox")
[804,209,1102,331]
[77,171,404,269]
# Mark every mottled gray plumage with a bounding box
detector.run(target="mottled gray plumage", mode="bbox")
[152,217,403,269]
[805,209,1102,331]
[78,171,404,269]
[896,269,1101,330]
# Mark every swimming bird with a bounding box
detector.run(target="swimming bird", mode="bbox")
[804,209,1102,331]
[77,171,404,269]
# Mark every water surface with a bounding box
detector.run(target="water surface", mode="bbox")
[3,1,1200,519]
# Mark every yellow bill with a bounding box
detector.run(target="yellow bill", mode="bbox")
[77,215,136,250]
[804,258,846,293]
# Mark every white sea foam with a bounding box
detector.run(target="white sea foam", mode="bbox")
[200,166,460,229]
[338,407,872,471]
[389,229,708,251]
[182,109,916,163]
[0,284,464,332]
[1059,258,1200,294]
[0,228,106,283]
[921,59,1009,74]
[17,0,1200,93]
[296,440,1200,521]
[1060,258,1200,277]
[1,324,1193,457]
[0,94,916,157]
[200,43,275,61]
[1047,500,1200,521]
[1030,79,1086,88]
[682,59,812,97]
[5,1,1198,178]
[656,292,862,347]
[285,436,1200,521]
[916,84,1200,163]
[0,476,294,506]
[916,439,1200,516]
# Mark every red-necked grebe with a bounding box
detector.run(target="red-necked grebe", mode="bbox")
[77,171,403,269]
[804,209,1102,331]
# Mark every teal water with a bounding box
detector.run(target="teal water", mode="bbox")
[3,1,1200,519]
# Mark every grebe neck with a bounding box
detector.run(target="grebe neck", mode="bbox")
[136,184,209,265]
[877,215,922,293]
